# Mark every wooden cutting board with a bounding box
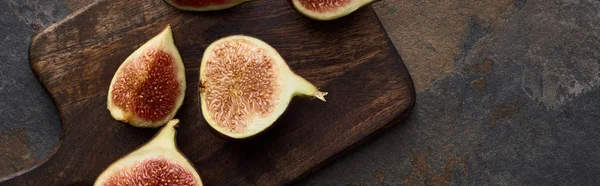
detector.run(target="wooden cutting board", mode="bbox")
[2,0,415,185]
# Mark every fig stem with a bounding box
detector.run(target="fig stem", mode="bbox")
[291,74,327,102]
[314,91,328,102]
[148,119,179,149]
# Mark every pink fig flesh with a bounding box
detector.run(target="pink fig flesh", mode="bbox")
[107,26,186,128]
[94,119,203,186]
[103,158,198,185]
[291,0,377,21]
[297,0,351,13]
[110,49,181,122]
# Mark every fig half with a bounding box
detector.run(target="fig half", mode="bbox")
[199,35,327,139]
[107,25,186,128]
[164,0,250,11]
[291,0,377,21]
[95,119,203,186]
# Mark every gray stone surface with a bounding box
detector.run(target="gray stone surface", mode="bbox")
[299,0,600,185]
[1,0,600,185]
[0,0,69,178]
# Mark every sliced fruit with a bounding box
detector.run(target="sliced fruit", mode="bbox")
[107,25,186,128]
[291,0,377,21]
[95,119,203,186]
[199,35,328,139]
[164,0,250,11]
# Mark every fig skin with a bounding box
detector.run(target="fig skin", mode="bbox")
[107,25,186,128]
[203,105,288,142]
[199,35,327,140]
[290,0,380,21]
[94,119,203,186]
[164,0,251,11]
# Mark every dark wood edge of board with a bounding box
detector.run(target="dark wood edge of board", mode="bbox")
[1,4,417,184]
[291,8,417,184]
[0,1,103,183]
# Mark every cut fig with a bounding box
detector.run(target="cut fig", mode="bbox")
[95,119,203,186]
[291,0,378,21]
[164,0,250,11]
[107,25,186,128]
[199,35,327,139]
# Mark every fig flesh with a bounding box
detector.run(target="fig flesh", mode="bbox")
[164,0,250,11]
[95,119,203,186]
[107,25,186,128]
[291,0,377,21]
[199,35,327,139]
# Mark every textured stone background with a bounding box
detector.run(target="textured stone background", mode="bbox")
[1,0,599,185]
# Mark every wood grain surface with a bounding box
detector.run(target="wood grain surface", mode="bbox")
[1,0,415,185]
